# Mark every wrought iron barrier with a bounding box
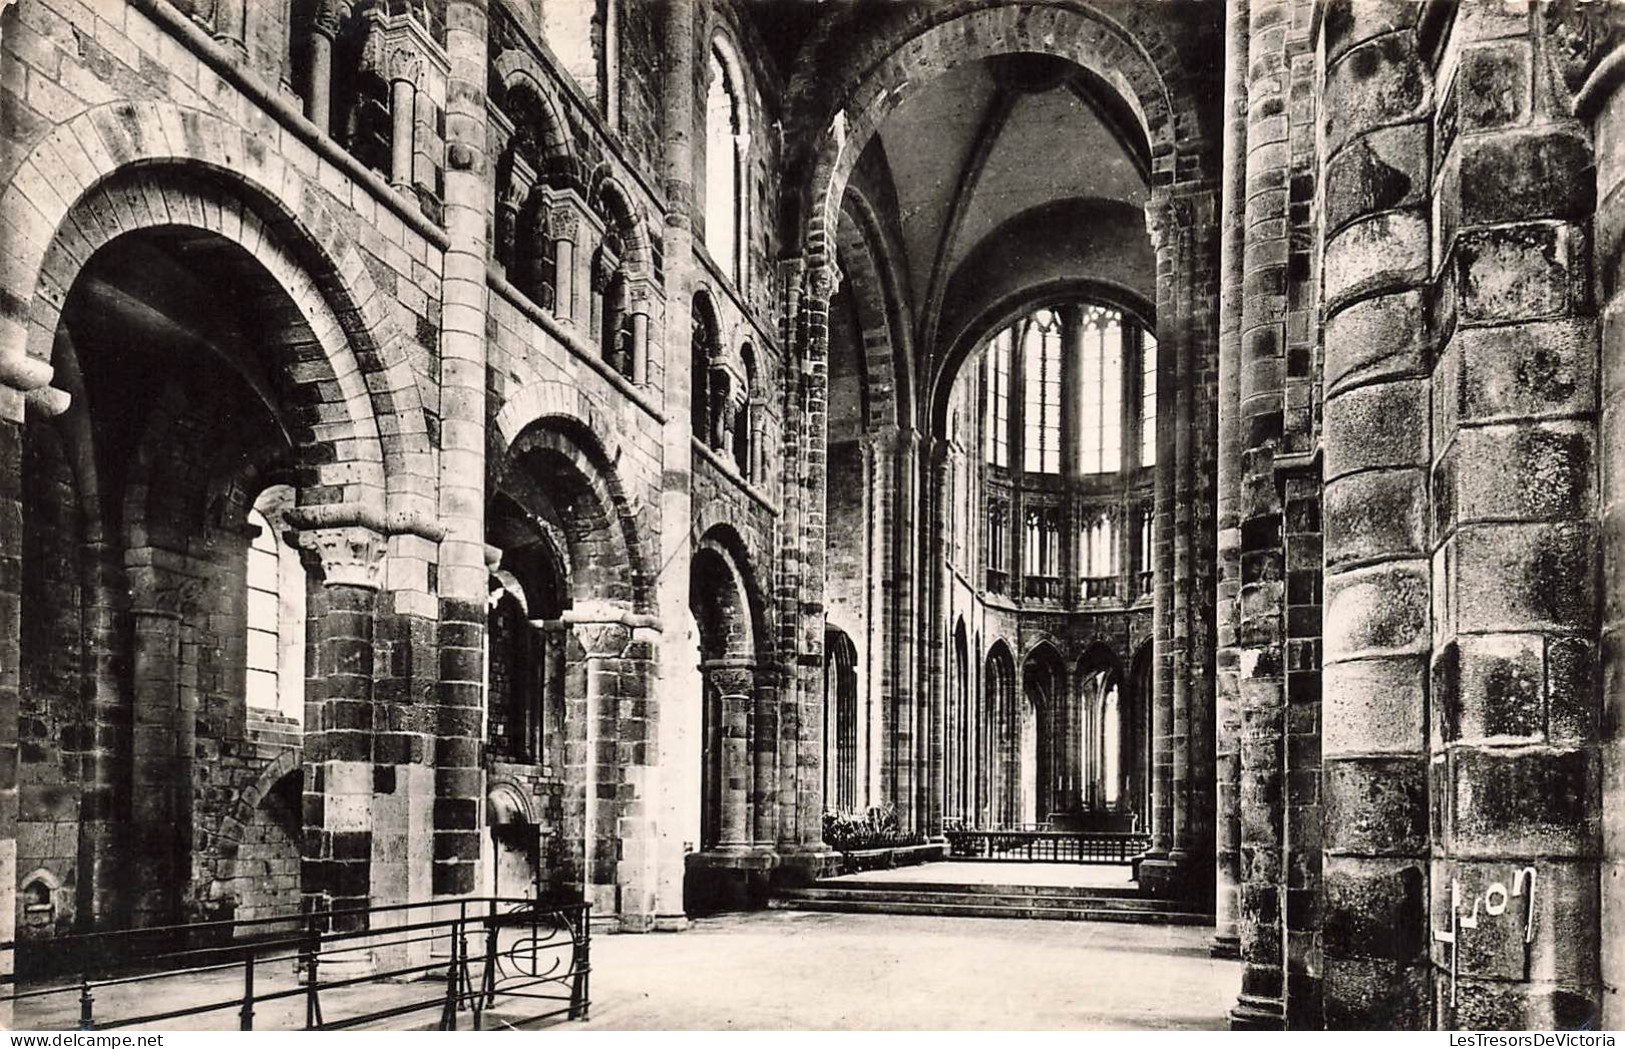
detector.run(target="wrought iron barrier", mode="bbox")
[3,896,590,1031]
[945,828,1152,864]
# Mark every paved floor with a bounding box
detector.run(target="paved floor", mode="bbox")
[572,910,1239,1031]
[824,861,1135,890]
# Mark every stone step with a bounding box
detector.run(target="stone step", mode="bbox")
[781,886,1173,912]
[767,895,1210,926]
[816,878,1141,900]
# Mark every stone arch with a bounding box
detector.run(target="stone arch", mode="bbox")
[495,379,634,468]
[1075,639,1126,684]
[492,49,582,187]
[691,524,767,663]
[1,104,434,526]
[502,417,651,616]
[486,779,535,827]
[585,168,652,280]
[787,2,1204,275]
[213,749,303,860]
[835,187,914,431]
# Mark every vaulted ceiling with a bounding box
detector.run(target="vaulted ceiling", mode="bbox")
[857,53,1152,342]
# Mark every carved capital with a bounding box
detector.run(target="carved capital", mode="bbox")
[702,661,757,697]
[1546,0,1625,102]
[574,621,631,658]
[294,524,388,590]
[311,0,341,37]
[549,204,582,244]
[389,46,424,88]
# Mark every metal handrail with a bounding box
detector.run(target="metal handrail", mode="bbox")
[3,896,591,1032]
[945,828,1152,865]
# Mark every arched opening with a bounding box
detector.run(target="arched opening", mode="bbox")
[692,293,721,445]
[491,418,647,912]
[1019,645,1064,828]
[16,203,368,936]
[1076,659,1125,827]
[688,535,761,854]
[983,642,1015,828]
[705,35,748,285]
[823,627,859,814]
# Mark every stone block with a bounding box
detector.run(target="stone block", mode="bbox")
[1448,747,1598,857]
[1322,0,1420,65]
[1325,470,1429,566]
[1322,856,1428,963]
[1447,633,1544,743]
[1455,223,1583,326]
[1325,562,1431,662]
[1459,131,1593,227]
[1321,655,1427,757]
[1454,522,1595,634]
[1323,757,1429,855]
[1324,378,1430,480]
[1324,37,1427,159]
[1450,423,1593,525]
[1324,123,1429,235]
[1324,210,1430,314]
[1459,319,1595,423]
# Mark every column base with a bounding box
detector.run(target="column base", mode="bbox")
[651,912,692,932]
[1210,931,1241,960]
[1137,857,1186,899]
[684,848,781,914]
[772,846,844,886]
[1230,994,1286,1030]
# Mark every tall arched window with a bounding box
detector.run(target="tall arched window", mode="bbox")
[692,298,716,442]
[735,343,756,478]
[1140,331,1158,468]
[706,39,746,285]
[1022,310,1062,474]
[1079,306,1124,474]
[1081,510,1117,601]
[985,328,1011,467]
[245,485,305,724]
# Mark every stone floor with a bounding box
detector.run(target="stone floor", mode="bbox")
[823,861,1135,890]
[572,910,1239,1031]
[13,898,1240,1031]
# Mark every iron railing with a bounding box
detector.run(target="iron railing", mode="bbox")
[4,896,589,1031]
[946,828,1152,865]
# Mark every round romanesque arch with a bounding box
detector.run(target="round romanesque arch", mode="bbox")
[1,101,435,527]
[784,2,1207,275]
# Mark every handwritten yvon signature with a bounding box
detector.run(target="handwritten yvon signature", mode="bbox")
[1433,867,1538,1006]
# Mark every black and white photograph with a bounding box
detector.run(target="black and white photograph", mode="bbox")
[0,0,1621,1034]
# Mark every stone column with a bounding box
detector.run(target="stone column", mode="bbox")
[704,662,756,849]
[1226,0,1293,1027]
[1145,189,1177,870]
[552,205,580,324]
[1581,9,1625,1029]
[630,309,650,386]
[306,1,339,134]
[127,599,184,926]
[1317,0,1432,1028]
[212,0,248,56]
[925,440,950,835]
[1428,4,1601,1029]
[389,49,422,191]
[293,523,387,929]
[433,0,490,901]
[752,665,780,846]
[1213,0,1250,962]
[649,0,698,929]
[0,359,60,1018]
[1140,190,1203,898]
